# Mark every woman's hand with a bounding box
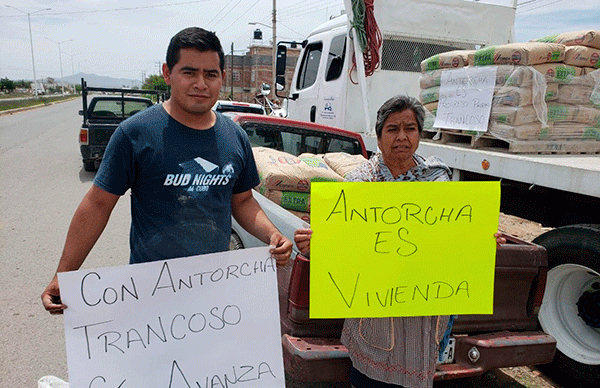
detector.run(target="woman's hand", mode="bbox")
[495,232,506,247]
[294,228,312,256]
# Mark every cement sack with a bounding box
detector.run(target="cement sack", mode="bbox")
[491,121,598,141]
[490,105,540,126]
[253,147,342,192]
[419,65,532,89]
[423,102,438,115]
[299,153,324,159]
[470,42,565,66]
[419,70,442,89]
[419,86,440,104]
[546,83,559,101]
[493,86,534,107]
[323,152,367,178]
[557,84,594,105]
[584,67,600,75]
[549,122,600,140]
[533,63,585,83]
[547,103,600,125]
[259,188,311,212]
[501,65,535,87]
[420,50,473,72]
[535,30,600,49]
[563,46,600,69]
[489,121,546,141]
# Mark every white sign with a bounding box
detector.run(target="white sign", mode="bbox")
[58,247,285,388]
[434,66,498,132]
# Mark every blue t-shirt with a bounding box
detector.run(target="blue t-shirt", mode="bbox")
[94,104,259,264]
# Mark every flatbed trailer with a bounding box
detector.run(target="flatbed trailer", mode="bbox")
[418,141,600,198]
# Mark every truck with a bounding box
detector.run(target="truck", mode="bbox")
[228,112,557,384]
[270,0,599,385]
[78,78,166,171]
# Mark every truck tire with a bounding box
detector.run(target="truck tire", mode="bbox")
[533,224,600,386]
[229,232,244,250]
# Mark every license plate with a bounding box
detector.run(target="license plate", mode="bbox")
[438,337,456,364]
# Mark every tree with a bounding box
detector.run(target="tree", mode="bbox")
[14,80,31,89]
[142,74,168,91]
[0,77,16,93]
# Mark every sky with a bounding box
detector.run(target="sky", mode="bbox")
[1,0,599,83]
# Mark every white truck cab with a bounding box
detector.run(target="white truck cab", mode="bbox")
[276,0,516,151]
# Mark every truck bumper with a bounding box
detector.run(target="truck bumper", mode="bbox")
[282,331,556,382]
[80,145,105,161]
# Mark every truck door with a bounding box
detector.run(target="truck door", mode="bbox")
[288,41,323,123]
[316,34,347,129]
[287,27,347,128]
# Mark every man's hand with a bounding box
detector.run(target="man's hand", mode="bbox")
[41,275,66,315]
[269,232,292,267]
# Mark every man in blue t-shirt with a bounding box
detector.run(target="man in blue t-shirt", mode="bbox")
[42,27,292,314]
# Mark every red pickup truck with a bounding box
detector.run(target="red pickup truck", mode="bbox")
[228,113,556,384]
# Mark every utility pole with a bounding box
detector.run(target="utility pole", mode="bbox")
[5,5,50,95]
[272,0,277,93]
[231,43,234,100]
[46,38,72,95]
[248,0,276,96]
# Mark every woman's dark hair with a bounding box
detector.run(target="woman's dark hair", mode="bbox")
[375,95,425,138]
[166,27,225,71]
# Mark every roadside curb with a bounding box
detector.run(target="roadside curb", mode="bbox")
[0,97,78,116]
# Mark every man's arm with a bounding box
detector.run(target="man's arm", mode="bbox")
[41,184,120,314]
[231,190,292,266]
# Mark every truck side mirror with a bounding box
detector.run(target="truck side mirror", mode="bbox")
[78,110,83,116]
[276,76,286,92]
[276,45,287,77]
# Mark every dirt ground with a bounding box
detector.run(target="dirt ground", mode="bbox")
[497,212,553,243]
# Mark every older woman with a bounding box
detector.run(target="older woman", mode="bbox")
[294,95,504,388]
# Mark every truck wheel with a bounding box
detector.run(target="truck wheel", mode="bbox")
[83,160,96,172]
[229,232,244,250]
[533,224,600,386]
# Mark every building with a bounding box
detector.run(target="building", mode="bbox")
[222,44,300,105]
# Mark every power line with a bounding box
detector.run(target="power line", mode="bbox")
[517,0,563,14]
[219,0,263,35]
[0,0,210,18]
[206,0,242,30]
[517,0,545,6]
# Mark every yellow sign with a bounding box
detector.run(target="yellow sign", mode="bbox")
[309,181,500,318]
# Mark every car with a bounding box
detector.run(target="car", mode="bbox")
[213,100,266,115]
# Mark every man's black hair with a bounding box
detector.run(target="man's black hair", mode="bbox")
[166,27,225,71]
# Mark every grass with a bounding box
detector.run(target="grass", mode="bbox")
[0,94,77,112]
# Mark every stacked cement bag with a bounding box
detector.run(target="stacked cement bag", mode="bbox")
[531,31,600,141]
[420,50,474,72]
[419,33,600,146]
[322,152,367,179]
[252,148,367,222]
[253,147,340,219]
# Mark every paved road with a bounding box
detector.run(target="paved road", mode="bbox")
[0,100,130,386]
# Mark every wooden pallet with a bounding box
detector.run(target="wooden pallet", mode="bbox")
[422,129,600,154]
